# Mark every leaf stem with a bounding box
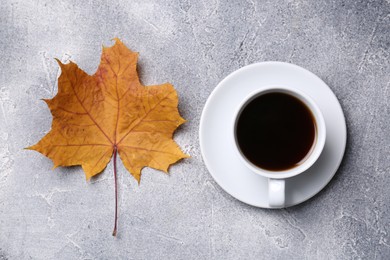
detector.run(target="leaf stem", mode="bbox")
[112,146,118,236]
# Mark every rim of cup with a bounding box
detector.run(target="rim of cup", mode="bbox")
[233,85,326,179]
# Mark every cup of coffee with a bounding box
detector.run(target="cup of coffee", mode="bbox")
[233,86,326,207]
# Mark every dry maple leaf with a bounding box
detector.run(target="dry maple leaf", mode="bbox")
[27,38,188,236]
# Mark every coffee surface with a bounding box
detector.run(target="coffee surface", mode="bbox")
[236,92,316,171]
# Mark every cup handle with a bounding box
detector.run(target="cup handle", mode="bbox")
[268,178,285,208]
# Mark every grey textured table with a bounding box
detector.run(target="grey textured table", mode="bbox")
[1,0,389,259]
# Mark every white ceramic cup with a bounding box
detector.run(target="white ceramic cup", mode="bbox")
[232,86,326,208]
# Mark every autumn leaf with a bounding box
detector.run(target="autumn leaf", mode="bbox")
[27,38,188,235]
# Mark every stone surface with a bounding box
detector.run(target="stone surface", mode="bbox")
[0,0,389,259]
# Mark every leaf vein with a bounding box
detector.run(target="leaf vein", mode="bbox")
[120,145,179,156]
[117,90,175,145]
[62,67,113,144]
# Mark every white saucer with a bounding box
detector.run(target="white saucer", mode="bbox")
[199,62,347,208]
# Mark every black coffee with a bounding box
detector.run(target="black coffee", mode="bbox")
[236,92,316,171]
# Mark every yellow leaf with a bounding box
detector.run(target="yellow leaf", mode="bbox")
[28,38,188,183]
